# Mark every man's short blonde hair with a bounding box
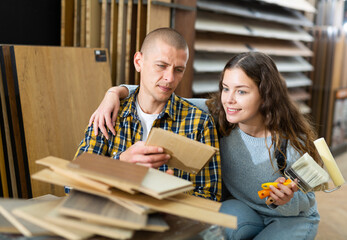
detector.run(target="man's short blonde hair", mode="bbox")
[140,28,188,55]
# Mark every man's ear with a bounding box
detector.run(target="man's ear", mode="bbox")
[133,52,143,72]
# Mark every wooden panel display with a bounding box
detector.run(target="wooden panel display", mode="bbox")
[196,11,314,42]
[257,0,316,13]
[0,46,112,198]
[147,0,171,33]
[197,0,313,27]
[195,32,313,57]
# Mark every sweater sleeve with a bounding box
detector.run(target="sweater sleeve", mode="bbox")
[120,84,138,96]
[272,191,316,216]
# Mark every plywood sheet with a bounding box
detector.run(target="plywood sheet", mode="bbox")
[196,11,313,42]
[10,46,112,197]
[197,0,313,27]
[195,32,313,57]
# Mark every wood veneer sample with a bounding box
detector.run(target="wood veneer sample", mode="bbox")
[0,197,58,237]
[257,0,316,13]
[61,0,74,46]
[32,169,237,229]
[46,206,134,239]
[86,0,101,48]
[147,0,171,33]
[196,11,313,42]
[58,190,147,230]
[195,32,313,57]
[12,199,92,240]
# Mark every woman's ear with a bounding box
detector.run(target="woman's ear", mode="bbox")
[133,52,142,72]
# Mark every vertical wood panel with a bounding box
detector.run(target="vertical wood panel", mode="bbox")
[135,0,147,85]
[110,0,119,86]
[147,0,171,33]
[61,0,74,46]
[86,0,101,48]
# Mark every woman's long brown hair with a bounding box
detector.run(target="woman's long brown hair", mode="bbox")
[206,52,321,166]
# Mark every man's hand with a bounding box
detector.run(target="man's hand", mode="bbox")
[88,86,129,139]
[268,177,298,206]
[119,141,171,168]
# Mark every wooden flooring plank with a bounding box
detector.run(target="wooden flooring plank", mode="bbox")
[134,0,147,85]
[58,190,147,229]
[61,0,74,47]
[32,169,237,229]
[196,11,313,42]
[147,0,171,33]
[12,199,93,240]
[86,0,101,48]
[12,46,112,197]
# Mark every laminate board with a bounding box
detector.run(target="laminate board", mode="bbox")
[196,11,313,42]
[135,0,147,85]
[147,0,171,33]
[80,0,87,47]
[125,0,137,85]
[0,46,31,198]
[31,169,237,229]
[110,0,118,85]
[58,190,147,230]
[168,193,222,212]
[86,0,101,48]
[101,0,111,49]
[0,48,16,198]
[173,0,197,98]
[0,127,9,197]
[195,32,313,57]
[117,0,127,85]
[0,213,19,234]
[257,0,316,13]
[11,46,112,197]
[144,213,169,232]
[46,207,134,239]
[282,72,312,88]
[0,198,54,237]
[12,199,93,240]
[73,0,81,46]
[70,153,194,198]
[61,0,74,46]
[194,53,313,73]
[197,0,313,27]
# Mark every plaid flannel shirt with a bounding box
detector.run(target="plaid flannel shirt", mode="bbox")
[75,87,222,201]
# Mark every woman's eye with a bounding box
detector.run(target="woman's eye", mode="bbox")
[238,90,246,94]
[222,87,229,92]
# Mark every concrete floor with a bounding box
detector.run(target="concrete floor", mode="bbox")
[315,150,347,240]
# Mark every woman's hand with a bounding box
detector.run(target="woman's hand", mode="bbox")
[88,86,129,139]
[268,177,298,206]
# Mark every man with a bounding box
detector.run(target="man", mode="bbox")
[75,28,221,201]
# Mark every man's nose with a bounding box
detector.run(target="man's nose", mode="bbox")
[164,69,174,82]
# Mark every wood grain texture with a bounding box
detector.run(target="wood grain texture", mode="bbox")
[12,46,112,197]
[58,190,147,229]
[135,0,147,85]
[110,0,118,85]
[173,0,197,98]
[86,0,101,48]
[61,0,74,47]
[80,0,87,47]
[73,0,81,46]
[12,199,93,240]
[117,0,127,85]
[0,129,9,197]
[32,169,237,229]
[0,198,54,237]
[147,0,171,33]
[0,47,16,198]
[0,46,30,198]
[46,206,134,239]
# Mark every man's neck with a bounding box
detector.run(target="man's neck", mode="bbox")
[137,91,167,114]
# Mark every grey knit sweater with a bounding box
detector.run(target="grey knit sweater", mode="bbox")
[221,127,318,218]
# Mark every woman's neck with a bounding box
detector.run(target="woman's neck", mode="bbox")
[238,123,270,138]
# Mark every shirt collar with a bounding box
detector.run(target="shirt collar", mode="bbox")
[120,86,177,121]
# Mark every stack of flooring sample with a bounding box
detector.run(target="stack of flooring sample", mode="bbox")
[0,153,236,239]
[193,0,315,114]
[0,45,112,199]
